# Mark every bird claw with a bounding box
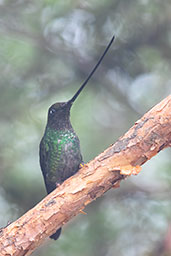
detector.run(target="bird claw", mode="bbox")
[79,162,87,168]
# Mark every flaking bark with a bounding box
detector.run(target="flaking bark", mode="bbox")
[0,95,171,256]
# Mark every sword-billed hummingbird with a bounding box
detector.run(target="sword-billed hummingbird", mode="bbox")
[39,36,115,240]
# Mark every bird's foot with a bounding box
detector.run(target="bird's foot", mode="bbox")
[79,162,87,169]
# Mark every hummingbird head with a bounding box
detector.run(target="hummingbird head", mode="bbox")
[47,101,72,130]
[46,36,115,130]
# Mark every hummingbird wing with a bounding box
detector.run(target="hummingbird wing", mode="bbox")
[39,139,46,179]
[39,138,62,240]
[39,138,56,194]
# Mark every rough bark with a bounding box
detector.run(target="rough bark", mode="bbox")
[0,95,170,256]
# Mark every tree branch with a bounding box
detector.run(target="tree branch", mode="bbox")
[0,95,171,256]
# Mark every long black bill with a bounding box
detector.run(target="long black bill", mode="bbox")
[67,35,115,105]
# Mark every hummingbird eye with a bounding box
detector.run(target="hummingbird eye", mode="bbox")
[49,108,56,115]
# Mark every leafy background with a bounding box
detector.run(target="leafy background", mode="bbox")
[0,0,170,255]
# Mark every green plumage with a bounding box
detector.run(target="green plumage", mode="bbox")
[40,126,82,194]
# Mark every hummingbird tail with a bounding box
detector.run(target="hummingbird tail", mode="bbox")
[50,227,62,240]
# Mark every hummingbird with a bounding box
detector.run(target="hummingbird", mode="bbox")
[39,36,115,240]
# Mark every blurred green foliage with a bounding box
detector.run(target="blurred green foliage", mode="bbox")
[0,0,170,255]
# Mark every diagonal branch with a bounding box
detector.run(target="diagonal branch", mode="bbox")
[0,95,171,256]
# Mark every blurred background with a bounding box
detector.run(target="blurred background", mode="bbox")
[0,0,171,255]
